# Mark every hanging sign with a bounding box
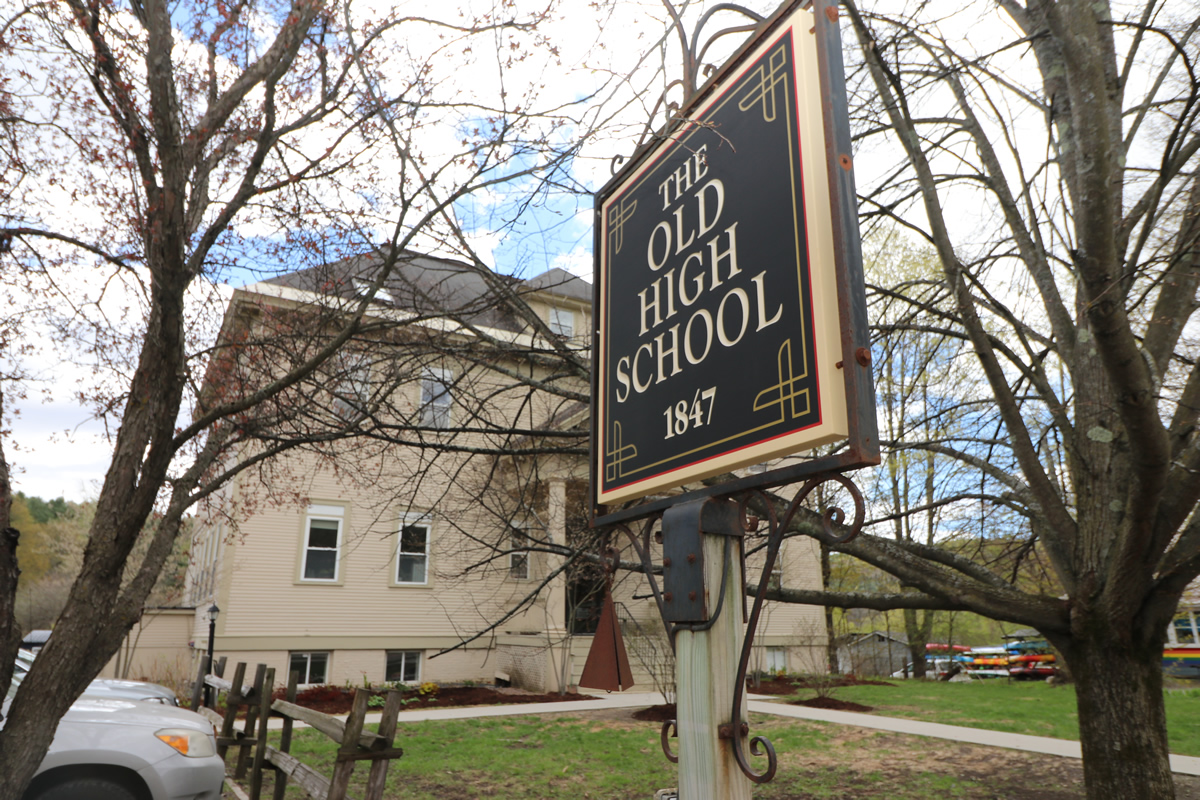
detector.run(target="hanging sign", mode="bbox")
[593,6,850,506]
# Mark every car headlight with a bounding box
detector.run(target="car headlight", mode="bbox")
[155,728,217,758]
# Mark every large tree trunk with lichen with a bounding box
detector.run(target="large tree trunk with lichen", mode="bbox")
[1061,632,1176,799]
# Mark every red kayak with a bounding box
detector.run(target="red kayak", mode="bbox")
[1009,653,1055,664]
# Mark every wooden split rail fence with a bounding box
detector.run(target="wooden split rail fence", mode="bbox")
[193,659,405,800]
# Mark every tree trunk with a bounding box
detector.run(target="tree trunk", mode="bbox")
[821,541,838,673]
[904,607,927,679]
[1068,636,1175,799]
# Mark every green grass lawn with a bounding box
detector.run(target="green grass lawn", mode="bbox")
[782,679,1200,756]
[262,713,1049,799]
[247,681,1200,799]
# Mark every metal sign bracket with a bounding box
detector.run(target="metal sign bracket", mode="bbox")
[661,498,742,623]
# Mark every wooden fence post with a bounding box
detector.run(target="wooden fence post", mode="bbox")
[217,661,247,760]
[227,672,405,800]
[327,690,370,800]
[364,689,405,800]
[190,659,206,711]
[272,670,299,800]
[235,664,268,779]
[249,667,275,800]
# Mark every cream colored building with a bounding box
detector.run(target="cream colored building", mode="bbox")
[184,252,827,693]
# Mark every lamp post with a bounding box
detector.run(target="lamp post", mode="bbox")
[204,604,219,708]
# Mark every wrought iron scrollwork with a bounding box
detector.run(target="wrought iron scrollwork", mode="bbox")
[610,515,671,643]
[727,472,866,783]
[611,2,767,175]
[605,471,866,785]
[612,513,735,649]
[660,719,679,763]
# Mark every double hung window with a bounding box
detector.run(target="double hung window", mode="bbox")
[549,306,574,338]
[302,505,344,582]
[765,647,787,674]
[767,564,783,592]
[396,515,430,585]
[332,353,371,420]
[420,367,452,428]
[509,526,530,580]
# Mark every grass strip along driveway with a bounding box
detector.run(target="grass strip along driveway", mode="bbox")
[799,680,1200,756]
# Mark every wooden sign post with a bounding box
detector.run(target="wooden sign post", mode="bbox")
[673,518,750,798]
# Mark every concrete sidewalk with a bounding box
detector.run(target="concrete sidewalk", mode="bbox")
[747,699,1200,777]
[261,691,1200,777]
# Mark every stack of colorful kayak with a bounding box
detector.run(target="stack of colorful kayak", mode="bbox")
[951,640,1061,679]
[1006,639,1058,679]
[1163,647,1200,679]
[954,646,1010,678]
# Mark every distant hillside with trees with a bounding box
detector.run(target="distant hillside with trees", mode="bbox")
[10,493,188,633]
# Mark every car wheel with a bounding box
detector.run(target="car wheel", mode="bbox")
[32,777,139,800]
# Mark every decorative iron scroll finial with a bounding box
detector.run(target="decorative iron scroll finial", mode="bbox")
[612,2,768,174]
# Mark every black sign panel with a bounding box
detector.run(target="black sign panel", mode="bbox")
[595,18,847,506]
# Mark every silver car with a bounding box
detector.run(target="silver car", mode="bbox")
[15,649,179,705]
[5,677,225,800]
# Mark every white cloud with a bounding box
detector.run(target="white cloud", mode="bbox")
[8,401,110,502]
[550,247,594,280]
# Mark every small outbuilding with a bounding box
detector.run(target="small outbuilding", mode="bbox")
[835,631,909,677]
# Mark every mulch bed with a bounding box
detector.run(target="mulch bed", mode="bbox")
[274,675,891,718]
[750,674,891,713]
[749,674,894,695]
[274,684,590,716]
[789,695,875,712]
[629,675,891,721]
[632,704,676,722]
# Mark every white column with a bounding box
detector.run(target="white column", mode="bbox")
[544,478,571,692]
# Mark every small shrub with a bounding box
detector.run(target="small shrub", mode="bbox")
[418,681,439,697]
[367,694,386,708]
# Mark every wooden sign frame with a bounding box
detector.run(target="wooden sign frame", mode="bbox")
[591,1,877,525]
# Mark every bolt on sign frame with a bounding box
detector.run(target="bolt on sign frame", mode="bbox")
[591,0,878,528]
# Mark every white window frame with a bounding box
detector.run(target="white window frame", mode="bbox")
[767,564,782,592]
[765,646,787,674]
[395,513,430,586]
[332,352,371,420]
[509,525,530,580]
[419,367,453,429]
[289,651,330,685]
[549,305,574,338]
[301,504,344,583]
[385,650,422,684]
